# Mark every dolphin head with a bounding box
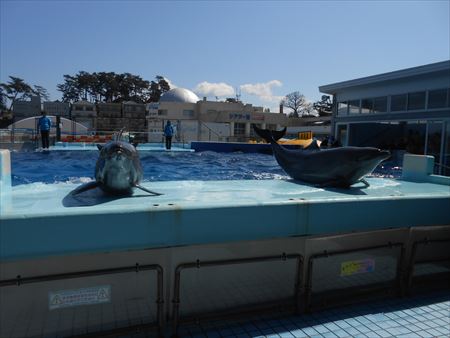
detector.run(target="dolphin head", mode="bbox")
[95,140,142,195]
[356,148,391,164]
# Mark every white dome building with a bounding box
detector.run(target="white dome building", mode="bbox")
[159,88,200,104]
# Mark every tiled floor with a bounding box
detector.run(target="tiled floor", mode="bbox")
[173,290,450,338]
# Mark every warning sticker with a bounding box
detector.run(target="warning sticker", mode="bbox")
[49,285,111,310]
[341,259,375,276]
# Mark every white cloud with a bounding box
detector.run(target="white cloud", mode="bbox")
[193,81,235,97]
[240,80,283,103]
[164,77,177,89]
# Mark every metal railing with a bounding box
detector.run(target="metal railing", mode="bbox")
[406,238,450,293]
[0,263,164,337]
[305,242,405,312]
[171,253,303,336]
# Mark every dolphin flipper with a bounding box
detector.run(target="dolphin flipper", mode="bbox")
[134,184,163,196]
[72,181,100,195]
[360,178,370,187]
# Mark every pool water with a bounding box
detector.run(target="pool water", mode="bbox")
[10,150,401,186]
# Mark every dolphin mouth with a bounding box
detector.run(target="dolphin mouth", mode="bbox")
[106,144,132,157]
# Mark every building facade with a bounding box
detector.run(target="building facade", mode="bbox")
[319,60,450,175]
[147,88,288,143]
[70,100,97,130]
[43,101,70,117]
[12,96,42,118]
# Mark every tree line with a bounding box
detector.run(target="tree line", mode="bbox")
[0,72,171,112]
[1,73,332,117]
[57,72,170,103]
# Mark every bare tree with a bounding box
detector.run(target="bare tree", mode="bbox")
[280,91,311,117]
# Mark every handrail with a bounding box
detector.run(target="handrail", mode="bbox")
[0,263,164,337]
[305,242,405,311]
[406,238,450,292]
[171,253,303,335]
[199,121,222,140]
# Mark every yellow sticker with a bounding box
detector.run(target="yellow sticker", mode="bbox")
[341,259,375,276]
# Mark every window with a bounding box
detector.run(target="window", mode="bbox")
[337,102,348,115]
[85,106,94,111]
[391,94,407,112]
[73,105,83,111]
[361,99,373,114]
[408,91,426,110]
[428,89,448,109]
[233,123,246,135]
[373,97,387,113]
[348,100,360,114]
[183,110,194,117]
[158,109,168,116]
[337,124,347,146]
[250,124,261,137]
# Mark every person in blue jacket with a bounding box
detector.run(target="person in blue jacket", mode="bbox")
[38,111,52,149]
[164,120,174,150]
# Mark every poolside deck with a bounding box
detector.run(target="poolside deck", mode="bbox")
[48,142,194,152]
[1,176,449,260]
[175,290,450,338]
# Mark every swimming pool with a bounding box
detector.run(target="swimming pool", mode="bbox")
[10,150,401,186]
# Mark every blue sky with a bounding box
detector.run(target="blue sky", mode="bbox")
[1,0,449,112]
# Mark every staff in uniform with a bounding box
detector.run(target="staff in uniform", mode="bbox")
[38,111,52,149]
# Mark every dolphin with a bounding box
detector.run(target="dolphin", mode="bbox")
[253,125,390,188]
[72,130,161,196]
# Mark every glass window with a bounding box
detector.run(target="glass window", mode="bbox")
[183,110,194,117]
[158,109,167,116]
[85,106,93,111]
[233,123,246,135]
[443,122,450,176]
[250,124,262,137]
[348,100,360,114]
[373,97,387,113]
[73,105,83,111]
[428,89,448,109]
[391,94,407,111]
[426,121,443,172]
[405,121,426,155]
[407,91,426,110]
[337,124,347,146]
[361,99,373,114]
[337,102,348,115]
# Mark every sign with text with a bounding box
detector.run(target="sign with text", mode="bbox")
[49,285,111,310]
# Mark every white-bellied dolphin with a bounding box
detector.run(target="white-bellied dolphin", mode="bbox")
[72,130,161,196]
[253,125,390,188]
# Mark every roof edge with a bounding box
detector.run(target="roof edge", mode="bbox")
[319,60,450,94]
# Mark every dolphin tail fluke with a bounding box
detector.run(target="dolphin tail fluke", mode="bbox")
[253,125,287,143]
[134,184,163,196]
[71,181,100,195]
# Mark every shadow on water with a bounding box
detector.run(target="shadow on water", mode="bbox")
[62,185,151,207]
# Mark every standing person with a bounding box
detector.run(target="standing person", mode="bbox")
[164,120,174,150]
[38,111,52,149]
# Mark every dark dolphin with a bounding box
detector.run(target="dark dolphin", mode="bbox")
[253,125,390,188]
[72,131,161,196]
